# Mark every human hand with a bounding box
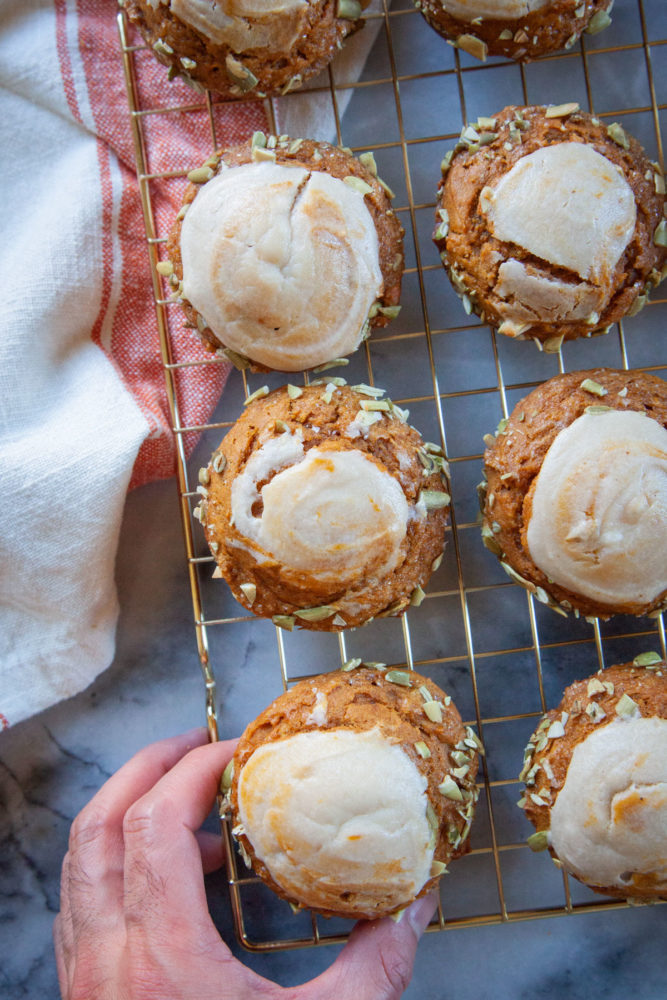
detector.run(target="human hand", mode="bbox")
[54,729,438,1000]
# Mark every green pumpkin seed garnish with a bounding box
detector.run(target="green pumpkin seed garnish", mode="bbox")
[580,378,608,397]
[423,700,443,724]
[607,122,629,149]
[419,490,451,510]
[526,830,549,852]
[337,0,362,19]
[272,615,295,630]
[243,385,269,406]
[632,651,663,668]
[343,175,374,196]
[586,9,612,34]
[187,165,214,184]
[438,775,464,801]
[415,741,431,759]
[653,220,667,248]
[239,582,256,606]
[358,151,378,176]
[585,701,606,723]
[615,693,641,719]
[545,102,580,119]
[385,669,412,687]
[286,384,303,399]
[295,605,336,622]
[455,33,488,61]
[430,860,448,877]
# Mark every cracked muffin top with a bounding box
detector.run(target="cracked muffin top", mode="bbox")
[165,134,404,372]
[121,0,367,98]
[433,104,666,350]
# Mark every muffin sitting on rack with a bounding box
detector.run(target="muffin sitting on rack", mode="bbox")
[520,655,667,901]
[479,368,667,620]
[164,134,404,372]
[121,0,366,97]
[225,665,481,919]
[416,1,614,62]
[196,382,450,630]
[434,104,666,349]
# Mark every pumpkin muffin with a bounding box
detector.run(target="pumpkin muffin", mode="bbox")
[520,656,667,901]
[165,134,404,372]
[434,104,666,349]
[121,0,366,98]
[416,0,614,62]
[479,368,667,620]
[224,665,481,919]
[195,382,450,630]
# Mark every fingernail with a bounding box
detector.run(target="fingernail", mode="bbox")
[406,892,438,937]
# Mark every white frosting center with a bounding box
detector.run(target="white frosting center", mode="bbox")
[230,434,410,585]
[237,728,434,912]
[441,0,551,18]
[550,718,667,892]
[170,0,308,52]
[526,410,667,608]
[180,162,383,371]
[481,143,636,284]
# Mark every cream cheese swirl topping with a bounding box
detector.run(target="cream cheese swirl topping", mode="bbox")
[180,161,383,371]
[237,728,434,913]
[441,0,551,18]
[525,410,667,608]
[230,433,410,587]
[480,142,636,327]
[550,718,667,892]
[170,0,309,52]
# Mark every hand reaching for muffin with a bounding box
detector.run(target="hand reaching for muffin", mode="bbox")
[54,730,437,1000]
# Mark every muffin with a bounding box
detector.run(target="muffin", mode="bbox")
[434,105,666,348]
[195,382,450,630]
[224,665,481,919]
[165,135,404,372]
[197,381,450,629]
[519,656,667,901]
[121,0,366,98]
[480,369,667,620]
[416,1,614,62]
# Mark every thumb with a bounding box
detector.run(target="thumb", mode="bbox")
[300,893,438,1000]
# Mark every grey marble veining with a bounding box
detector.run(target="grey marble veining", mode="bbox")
[1,478,665,1000]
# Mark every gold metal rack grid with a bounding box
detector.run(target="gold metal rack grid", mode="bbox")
[118,0,667,951]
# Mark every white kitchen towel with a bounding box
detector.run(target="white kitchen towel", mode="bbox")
[0,0,383,729]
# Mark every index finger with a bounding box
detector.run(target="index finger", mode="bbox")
[121,739,237,944]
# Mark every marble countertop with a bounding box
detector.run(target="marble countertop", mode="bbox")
[1,476,665,999]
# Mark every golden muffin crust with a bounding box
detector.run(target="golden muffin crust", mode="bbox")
[480,368,667,619]
[121,0,365,98]
[519,657,667,900]
[416,0,613,62]
[165,134,404,372]
[434,105,666,347]
[197,383,450,630]
[226,665,481,919]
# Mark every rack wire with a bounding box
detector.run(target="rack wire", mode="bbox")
[117,0,667,951]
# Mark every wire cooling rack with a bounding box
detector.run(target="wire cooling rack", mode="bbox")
[118,0,667,950]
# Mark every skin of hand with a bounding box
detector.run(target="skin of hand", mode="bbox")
[54,728,438,1000]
